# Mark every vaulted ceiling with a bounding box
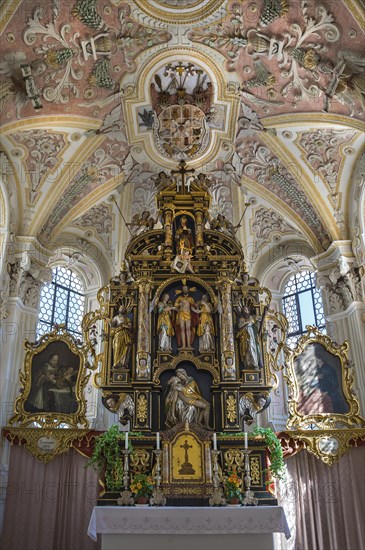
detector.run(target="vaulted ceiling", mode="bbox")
[1,0,364,283]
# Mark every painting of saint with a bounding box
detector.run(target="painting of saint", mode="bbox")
[294,343,349,416]
[24,341,80,415]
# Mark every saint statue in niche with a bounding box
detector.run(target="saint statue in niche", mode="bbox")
[235,306,262,370]
[164,368,211,429]
[172,215,195,273]
[156,293,176,351]
[174,284,199,349]
[111,305,133,368]
[196,294,215,352]
[175,215,194,255]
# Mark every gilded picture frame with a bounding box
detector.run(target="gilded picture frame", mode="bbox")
[10,325,90,428]
[284,326,364,431]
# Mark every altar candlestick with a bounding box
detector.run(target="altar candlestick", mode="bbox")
[125,431,129,450]
[244,432,248,449]
[156,432,160,450]
[213,432,217,450]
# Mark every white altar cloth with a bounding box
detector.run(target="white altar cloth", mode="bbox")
[88,506,290,550]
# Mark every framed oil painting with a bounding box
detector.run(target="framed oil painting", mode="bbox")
[10,325,89,428]
[284,327,363,431]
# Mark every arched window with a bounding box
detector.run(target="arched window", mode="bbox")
[282,270,325,348]
[36,266,85,339]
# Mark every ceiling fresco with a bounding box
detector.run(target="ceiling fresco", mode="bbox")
[0,0,364,277]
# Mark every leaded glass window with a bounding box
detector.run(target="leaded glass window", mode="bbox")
[36,266,85,339]
[282,270,325,348]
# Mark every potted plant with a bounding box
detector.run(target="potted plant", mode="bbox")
[223,471,242,505]
[130,473,154,505]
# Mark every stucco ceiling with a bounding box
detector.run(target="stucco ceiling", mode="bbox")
[0,0,364,278]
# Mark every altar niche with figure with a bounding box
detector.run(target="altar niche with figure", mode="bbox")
[153,278,217,362]
[83,165,285,503]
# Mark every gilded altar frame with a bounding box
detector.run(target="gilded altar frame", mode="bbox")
[9,325,90,428]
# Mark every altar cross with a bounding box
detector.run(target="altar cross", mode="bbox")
[180,439,193,464]
[171,160,195,194]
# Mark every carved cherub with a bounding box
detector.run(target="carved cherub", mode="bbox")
[154,171,175,191]
[239,393,270,426]
[103,392,135,426]
[127,210,157,235]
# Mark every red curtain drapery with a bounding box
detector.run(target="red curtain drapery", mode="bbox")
[0,445,100,550]
[277,446,365,550]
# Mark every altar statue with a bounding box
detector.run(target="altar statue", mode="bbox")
[239,393,270,425]
[174,284,199,349]
[104,392,135,425]
[175,215,194,256]
[127,210,156,235]
[196,294,215,352]
[157,293,176,351]
[111,305,133,368]
[164,368,211,428]
[235,306,261,370]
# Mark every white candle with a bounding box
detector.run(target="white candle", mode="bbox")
[244,432,248,449]
[156,432,160,450]
[125,431,129,450]
[213,432,217,450]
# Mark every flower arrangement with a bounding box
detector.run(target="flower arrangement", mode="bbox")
[223,471,242,502]
[130,473,154,499]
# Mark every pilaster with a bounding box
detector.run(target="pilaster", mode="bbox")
[313,241,365,414]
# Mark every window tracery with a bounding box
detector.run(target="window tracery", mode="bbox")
[282,270,325,348]
[36,266,85,339]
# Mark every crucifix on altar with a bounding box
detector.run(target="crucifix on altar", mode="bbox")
[178,439,196,475]
[171,160,195,194]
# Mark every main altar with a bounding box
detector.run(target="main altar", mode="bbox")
[79,164,286,507]
[4,163,365,550]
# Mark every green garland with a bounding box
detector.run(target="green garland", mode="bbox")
[87,425,141,491]
[253,426,285,482]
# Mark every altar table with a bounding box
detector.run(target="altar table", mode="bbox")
[88,506,290,550]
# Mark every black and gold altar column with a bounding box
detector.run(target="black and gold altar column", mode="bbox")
[218,278,237,381]
[163,206,174,259]
[194,207,205,258]
[136,278,152,381]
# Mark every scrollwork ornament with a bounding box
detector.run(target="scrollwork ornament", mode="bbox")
[2,427,89,463]
[282,429,365,465]
[226,395,237,423]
